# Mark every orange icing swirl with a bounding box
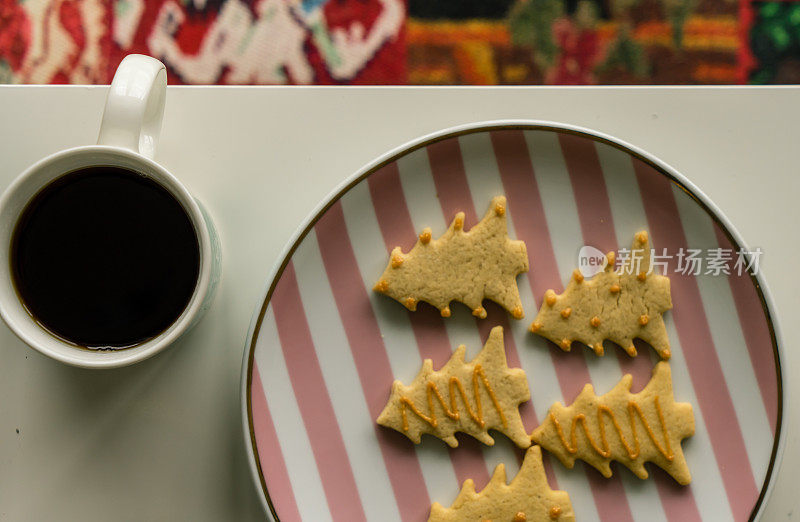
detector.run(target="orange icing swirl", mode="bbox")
[398,364,508,432]
[549,396,674,461]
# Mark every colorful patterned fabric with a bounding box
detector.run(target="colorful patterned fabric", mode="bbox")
[0,0,797,84]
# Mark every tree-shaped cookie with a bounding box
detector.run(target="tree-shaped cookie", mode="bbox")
[373,195,529,319]
[530,230,672,358]
[377,326,531,448]
[531,362,694,485]
[428,446,575,522]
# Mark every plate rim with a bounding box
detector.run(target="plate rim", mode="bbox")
[239,119,787,522]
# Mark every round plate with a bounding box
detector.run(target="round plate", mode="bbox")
[241,122,784,522]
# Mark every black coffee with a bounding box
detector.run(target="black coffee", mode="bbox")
[11,166,200,349]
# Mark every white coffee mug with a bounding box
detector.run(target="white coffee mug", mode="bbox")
[0,55,220,369]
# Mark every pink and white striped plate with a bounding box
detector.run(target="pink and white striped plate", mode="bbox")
[241,122,784,522]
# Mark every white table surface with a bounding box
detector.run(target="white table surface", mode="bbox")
[0,86,797,521]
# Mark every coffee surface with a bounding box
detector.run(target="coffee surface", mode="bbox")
[11,166,200,348]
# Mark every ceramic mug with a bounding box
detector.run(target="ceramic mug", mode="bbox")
[0,54,220,369]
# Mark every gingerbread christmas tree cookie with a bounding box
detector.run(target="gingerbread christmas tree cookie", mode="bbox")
[428,445,575,522]
[377,326,531,448]
[531,362,694,485]
[530,230,672,358]
[373,195,529,319]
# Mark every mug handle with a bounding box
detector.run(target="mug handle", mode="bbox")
[97,55,167,159]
